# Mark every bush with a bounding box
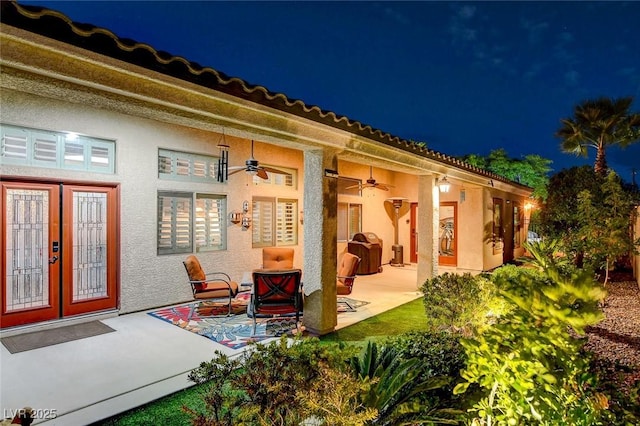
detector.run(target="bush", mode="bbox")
[186,337,360,425]
[454,261,610,425]
[420,272,497,335]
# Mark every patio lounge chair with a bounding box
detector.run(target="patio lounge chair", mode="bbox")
[250,268,303,336]
[337,252,361,311]
[183,255,238,318]
[262,247,294,269]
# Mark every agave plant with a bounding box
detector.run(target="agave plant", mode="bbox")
[349,341,456,425]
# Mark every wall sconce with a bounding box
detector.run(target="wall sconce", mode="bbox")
[488,179,494,187]
[229,211,242,224]
[241,216,251,230]
[230,200,251,229]
[437,176,451,193]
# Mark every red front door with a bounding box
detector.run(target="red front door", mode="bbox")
[1,182,118,328]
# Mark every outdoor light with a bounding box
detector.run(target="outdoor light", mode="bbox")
[438,176,451,193]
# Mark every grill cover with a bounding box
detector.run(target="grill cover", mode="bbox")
[348,232,383,275]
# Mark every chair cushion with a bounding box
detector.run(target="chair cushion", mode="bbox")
[262,248,294,269]
[184,255,206,290]
[194,280,239,299]
[337,253,359,284]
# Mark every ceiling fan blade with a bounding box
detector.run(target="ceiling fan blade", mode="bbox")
[344,183,361,190]
[256,169,269,180]
[376,184,391,191]
[261,166,291,176]
[227,167,246,176]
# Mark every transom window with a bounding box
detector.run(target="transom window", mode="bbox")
[337,177,362,196]
[338,202,362,241]
[252,166,297,188]
[157,192,227,255]
[252,197,298,247]
[1,124,115,173]
[158,149,220,183]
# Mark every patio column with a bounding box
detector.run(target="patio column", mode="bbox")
[302,148,339,335]
[416,174,437,286]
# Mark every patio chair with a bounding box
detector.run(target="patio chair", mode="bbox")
[183,255,238,318]
[262,247,294,270]
[250,268,303,335]
[337,252,361,311]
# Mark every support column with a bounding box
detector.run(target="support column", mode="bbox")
[417,174,438,286]
[302,148,339,335]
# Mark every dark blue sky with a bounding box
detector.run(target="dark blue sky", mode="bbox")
[22,1,640,181]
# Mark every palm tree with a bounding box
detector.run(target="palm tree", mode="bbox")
[556,97,640,175]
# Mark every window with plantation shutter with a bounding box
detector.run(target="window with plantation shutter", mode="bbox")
[1,124,115,173]
[276,199,298,245]
[158,149,219,183]
[157,191,227,255]
[157,192,193,255]
[252,197,298,247]
[252,166,297,189]
[195,194,226,252]
[252,198,274,247]
[338,202,362,241]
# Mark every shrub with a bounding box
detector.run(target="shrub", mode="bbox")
[186,337,360,425]
[454,261,610,425]
[420,272,497,335]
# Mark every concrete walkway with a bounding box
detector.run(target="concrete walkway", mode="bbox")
[0,266,421,425]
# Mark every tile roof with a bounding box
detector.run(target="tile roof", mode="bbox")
[0,1,530,188]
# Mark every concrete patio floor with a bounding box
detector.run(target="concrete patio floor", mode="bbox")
[0,265,421,425]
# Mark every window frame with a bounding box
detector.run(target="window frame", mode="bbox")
[157,191,227,255]
[252,196,298,248]
[1,124,116,173]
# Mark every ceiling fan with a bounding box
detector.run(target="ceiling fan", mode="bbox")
[346,166,394,191]
[228,139,290,180]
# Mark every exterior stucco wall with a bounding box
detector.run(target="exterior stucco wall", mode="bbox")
[1,88,304,313]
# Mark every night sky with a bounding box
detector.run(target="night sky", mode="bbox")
[20,1,640,182]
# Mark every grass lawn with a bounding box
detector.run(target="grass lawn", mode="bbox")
[93,298,426,425]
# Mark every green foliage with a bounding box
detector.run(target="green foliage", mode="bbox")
[462,148,552,200]
[454,261,610,425]
[539,165,603,244]
[349,341,455,425]
[421,272,497,335]
[186,337,358,425]
[557,96,640,175]
[574,171,640,283]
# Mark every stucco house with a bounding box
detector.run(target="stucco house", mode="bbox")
[0,2,533,335]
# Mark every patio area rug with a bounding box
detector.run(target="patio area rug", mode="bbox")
[148,297,369,351]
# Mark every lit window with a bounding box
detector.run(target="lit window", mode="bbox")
[252,197,298,247]
[157,191,227,255]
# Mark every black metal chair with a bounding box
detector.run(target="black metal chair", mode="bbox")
[250,269,303,335]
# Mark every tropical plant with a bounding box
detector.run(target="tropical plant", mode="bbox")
[556,96,640,175]
[463,148,552,200]
[454,257,610,425]
[348,341,454,425]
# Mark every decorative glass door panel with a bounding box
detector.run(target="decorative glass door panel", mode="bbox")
[2,183,60,327]
[438,202,457,266]
[63,185,117,317]
[2,182,117,328]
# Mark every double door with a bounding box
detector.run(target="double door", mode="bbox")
[1,182,118,328]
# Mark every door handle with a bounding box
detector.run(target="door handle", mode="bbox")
[49,255,59,264]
